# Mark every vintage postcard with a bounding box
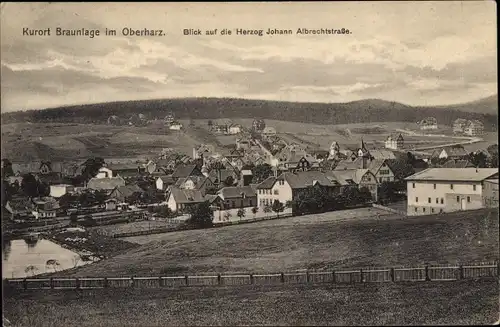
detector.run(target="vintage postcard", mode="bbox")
[1,2,498,326]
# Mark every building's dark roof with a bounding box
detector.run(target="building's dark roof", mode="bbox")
[435,146,469,157]
[218,186,257,199]
[257,170,345,189]
[172,165,200,179]
[87,176,126,190]
[169,188,205,204]
[110,184,144,199]
[440,159,475,168]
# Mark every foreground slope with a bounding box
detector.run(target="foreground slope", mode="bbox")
[3,280,498,326]
[56,207,499,277]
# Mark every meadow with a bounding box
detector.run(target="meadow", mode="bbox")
[50,207,499,277]
[3,279,498,326]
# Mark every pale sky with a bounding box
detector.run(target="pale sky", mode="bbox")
[0,2,497,112]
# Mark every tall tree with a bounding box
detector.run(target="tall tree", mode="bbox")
[81,157,105,182]
[469,152,488,168]
[1,159,14,178]
[271,200,285,218]
[21,174,40,198]
[187,201,213,228]
[251,164,273,183]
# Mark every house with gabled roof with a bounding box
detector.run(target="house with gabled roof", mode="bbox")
[453,118,469,134]
[418,117,438,130]
[166,187,206,212]
[109,184,145,203]
[384,133,404,150]
[174,175,214,196]
[431,146,469,160]
[256,170,347,210]
[217,185,257,209]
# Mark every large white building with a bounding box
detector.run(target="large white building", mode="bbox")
[405,168,498,216]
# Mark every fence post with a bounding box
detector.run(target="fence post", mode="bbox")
[390,268,395,282]
[23,278,27,291]
[159,276,163,287]
[425,265,430,281]
[306,271,310,283]
[217,274,222,285]
[103,277,108,288]
[250,274,254,285]
[76,278,80,290]
[280,273,285,283]
[50,277,54,289]
[185,275,189,286]
[131,277,135,287]
[332,271,336,284]
[360,269,364,283]
[497,261,500,277]
[459,265,464,280]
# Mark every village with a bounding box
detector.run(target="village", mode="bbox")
[2,113,498,237]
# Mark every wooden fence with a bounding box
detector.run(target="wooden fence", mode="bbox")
[4,262,498,291]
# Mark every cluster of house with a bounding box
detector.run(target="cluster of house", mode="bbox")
[453,118,484,136]
[2,118,497,222]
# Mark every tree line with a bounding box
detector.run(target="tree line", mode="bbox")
[2,97,497,131]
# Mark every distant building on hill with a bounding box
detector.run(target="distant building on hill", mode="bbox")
[418,117,438,130]
[453,118,469,134]
[453,118,484,136]
[464,120,484,136]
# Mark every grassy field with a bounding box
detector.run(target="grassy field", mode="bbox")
[1,122,206,161]
[3,279,498,326]
[50,207,499,277]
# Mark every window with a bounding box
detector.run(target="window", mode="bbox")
[431,208,434,213]
[450,184,454,190]
[441,198,444,204]
[436,198,439,204]
[467,196,470,203]
[428,198,431,204]
[473,185,476,191]
[232,201,236,208]
[412,183,415,188]
[274,190,279,195]
[415,207,418,212]
[456,196,460,203]
[416,197,418,202]
[433,184,436,189]
[423,208,426,213]
[379,178,383,183]
[258,190,261,194]
[440,209,443,213]
[249,200,253,206]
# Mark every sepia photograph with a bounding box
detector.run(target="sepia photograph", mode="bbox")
[1,2,498,326]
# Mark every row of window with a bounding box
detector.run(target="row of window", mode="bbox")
[412,183,478,191]
[414,207,444,214]
[259,189,279,195]
[415,196,472,204]
[259,199,274,207]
